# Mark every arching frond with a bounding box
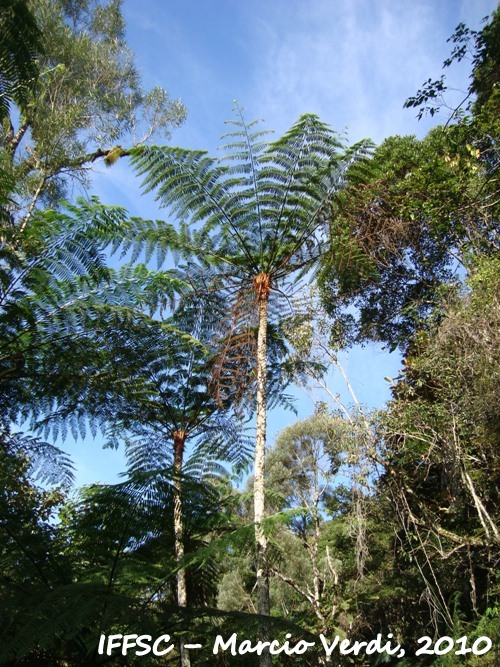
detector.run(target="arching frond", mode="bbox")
[1,426,74,486]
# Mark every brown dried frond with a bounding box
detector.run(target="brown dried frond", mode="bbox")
[208,286,259,411]
[332,180,422,271]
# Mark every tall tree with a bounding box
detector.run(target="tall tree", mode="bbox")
[319,9,499,352]
[265,413,344,638]
[128,107,369,664]
[1,0,186,228]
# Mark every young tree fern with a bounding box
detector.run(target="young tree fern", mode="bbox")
[47,280,253,667]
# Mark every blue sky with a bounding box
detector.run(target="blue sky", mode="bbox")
[72,0,498,487]
[94,0,498,215]
[121,0,495,147]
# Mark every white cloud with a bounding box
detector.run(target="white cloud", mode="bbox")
[239,0,496,143]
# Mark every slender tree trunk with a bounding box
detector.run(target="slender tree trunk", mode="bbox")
[173,430,191,667]
[253,273,272,667]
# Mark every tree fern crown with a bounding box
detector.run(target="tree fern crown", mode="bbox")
[131,109,355,287]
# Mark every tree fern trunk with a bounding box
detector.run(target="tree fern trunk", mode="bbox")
[173,430,190,667]
[254,275,272,667]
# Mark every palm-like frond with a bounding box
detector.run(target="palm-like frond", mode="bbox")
[122,413,253,480]
[0,197,189,435]
[1,427,74,486]
[127,109,372,409]
[130,109,351,279]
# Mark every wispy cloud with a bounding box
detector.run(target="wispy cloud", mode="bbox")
[122,0,497,149]
[240,0,496,142]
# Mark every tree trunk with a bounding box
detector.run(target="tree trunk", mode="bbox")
[173,430,191,667]
[253,273,272,667]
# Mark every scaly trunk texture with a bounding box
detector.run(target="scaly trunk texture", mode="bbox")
[173,429,190,667]
[253,273,272,667]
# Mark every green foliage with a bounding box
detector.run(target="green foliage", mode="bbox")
[371,256,499,657]
[320,121,498,349]
[128,107,369,409]
[320,8,499,351]
[0,0,42,119]
[0,0,186,219]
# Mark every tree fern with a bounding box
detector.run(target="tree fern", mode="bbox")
[123,106,372,664]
